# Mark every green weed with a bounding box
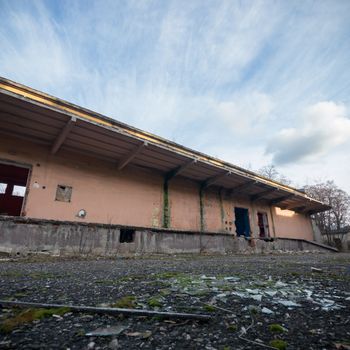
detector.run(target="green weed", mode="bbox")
[0,307,70,333]
[269,339,288,350]
[112,296,136,309]
[269,324,287,333]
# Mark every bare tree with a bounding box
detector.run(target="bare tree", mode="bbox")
[304,181,350,245]
[257,164,292,186]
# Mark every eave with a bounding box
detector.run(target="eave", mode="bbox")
[0,77,331,215]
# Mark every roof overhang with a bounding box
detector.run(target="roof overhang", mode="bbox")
[0,77,331,215]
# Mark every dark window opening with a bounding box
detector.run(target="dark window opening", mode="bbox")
[0,163,29,216]
[234,207,251,238]
[55,185,72,202]
[257,212,270,238]
[119,229,135,243]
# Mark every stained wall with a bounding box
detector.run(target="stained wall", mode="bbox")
[0,135,163,227]
[0,134,315,241]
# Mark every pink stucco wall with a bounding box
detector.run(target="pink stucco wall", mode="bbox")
[0,136,163,227]
[169,177,200,231]
[0,135,315,240]
[203,188,223,232]
[272,207,314,240]
[222,196,275,237]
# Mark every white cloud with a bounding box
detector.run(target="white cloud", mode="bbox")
[0,7,76,88]
[216,91,274,135]
[267,101,350,164]
[0,0,350,193]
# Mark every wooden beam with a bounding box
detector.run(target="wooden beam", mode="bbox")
[229,180,257,196]
[280,202,299,210]
[117,141,147,170]
[202,171,231,189]
[251,188,278,201]
[51,117,76,154]
[269,194,294,206]
[165,159,197,181]
[307,205,331,215]
[290,205,307,213]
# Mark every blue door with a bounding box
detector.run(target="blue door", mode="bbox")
[234,207,251,238]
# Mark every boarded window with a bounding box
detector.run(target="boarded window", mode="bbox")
[119,229,135,243]
[55,185,72,202]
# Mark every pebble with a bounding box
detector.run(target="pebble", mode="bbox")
[87,341,95,349]
[108,339,119,349]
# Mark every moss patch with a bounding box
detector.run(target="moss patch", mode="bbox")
[227,324,237,332]
[159,288,171,296]
[203,304,216,312]
[269,324,287,333]
[0,307,70,333]
[147,297,163,308]
[199,187,205,232]
[155,271,181,279]
[94,279,115,284]
[0,271,24,278]
[112,296,136,309]
[269,339,288,350]
[163,179,170,228]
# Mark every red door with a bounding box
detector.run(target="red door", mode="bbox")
[0,163,29,216]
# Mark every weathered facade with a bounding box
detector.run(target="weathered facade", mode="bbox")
[0,78,332,255]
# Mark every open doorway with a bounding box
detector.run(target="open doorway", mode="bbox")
[0,163,30,216]
[257,212,270,238]
[234,207,251,237]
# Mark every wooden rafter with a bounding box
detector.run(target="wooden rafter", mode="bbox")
[229,180,257,195]
[251,188,278,201]
[165,159,197,181]
[51,117,76,154]
[202,171,231,189]
[117,141,147,170]
[269,194,295,206]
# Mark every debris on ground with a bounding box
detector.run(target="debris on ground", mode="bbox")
[86,325,129,337]
[0,253,349,349]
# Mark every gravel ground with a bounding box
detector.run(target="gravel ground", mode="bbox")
[0,252,349,350]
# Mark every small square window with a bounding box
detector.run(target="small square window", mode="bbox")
[12,185,26,197]
[0,183,7,194]
[119,229,135,243]
[55,185,72,202]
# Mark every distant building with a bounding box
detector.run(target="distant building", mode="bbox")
[0,78,334,255]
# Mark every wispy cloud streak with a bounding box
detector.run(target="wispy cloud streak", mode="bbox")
[0,0,350,190]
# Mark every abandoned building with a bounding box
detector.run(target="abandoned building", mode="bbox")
[0,77,334,256]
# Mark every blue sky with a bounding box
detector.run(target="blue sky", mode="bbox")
[1,0,350,192]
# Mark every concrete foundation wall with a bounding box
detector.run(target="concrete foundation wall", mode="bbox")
[0,218,334,257]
